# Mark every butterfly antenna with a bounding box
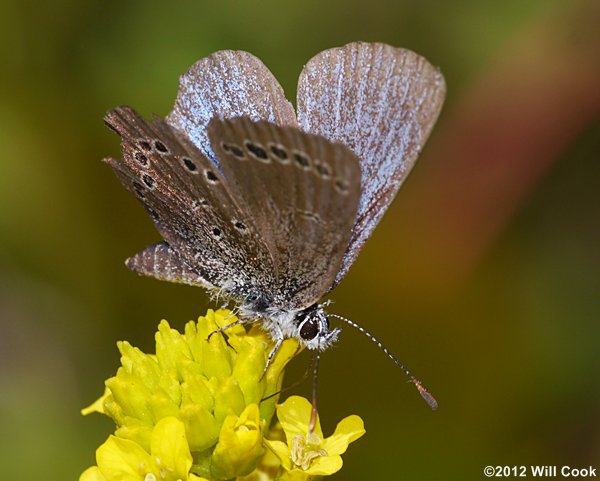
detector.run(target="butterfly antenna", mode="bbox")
[308,350,320,434]
[327,313,438,410]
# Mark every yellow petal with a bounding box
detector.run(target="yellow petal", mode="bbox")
[210,404,264,479]
[115,423,153,452]
[79,466,107,481]
[179,402,219,452]
[304,454,343,476]
[263,439,292,471]
[189,311,233,378]
[213,376,246,424]
[148,387,180,421]
[106,374,153,423]
[155,320,192,377]
[232,339,266,406]
[321,415,365,456]
[180,363,213,411]
[96,435,152,481]
[150,417,192,479]
[276,396,323,441]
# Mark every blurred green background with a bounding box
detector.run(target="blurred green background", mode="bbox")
[1,0,599,479]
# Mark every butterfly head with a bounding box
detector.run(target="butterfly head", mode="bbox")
[295,304,340,351]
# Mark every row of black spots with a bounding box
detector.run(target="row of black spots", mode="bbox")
[207,220,249,242]
[212,221,249,240]
[131,138,170,166]
[221,138,333,184]
[174,153,218,184]
[222,140,289,166]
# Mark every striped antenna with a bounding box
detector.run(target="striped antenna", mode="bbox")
[327,314,438,410]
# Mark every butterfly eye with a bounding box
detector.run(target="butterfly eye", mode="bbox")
[138,140,152,151]
[299,316,320,341]
[211,227,222,239]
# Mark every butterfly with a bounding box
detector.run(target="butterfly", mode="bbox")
[104,42,445,410]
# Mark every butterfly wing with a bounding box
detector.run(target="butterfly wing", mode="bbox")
[104,106,276,295]
[207,117,361,310]
[167,50,297,167]
[125,241,213,288]
[297,42,446,288]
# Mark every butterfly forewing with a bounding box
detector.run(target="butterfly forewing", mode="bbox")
[297,42,446,287]
[104,106,276,294]
[207,117,361,309]
[167,50,298,167]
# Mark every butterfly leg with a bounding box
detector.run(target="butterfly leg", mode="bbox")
[207,317,247,341]
[261,329,284,380]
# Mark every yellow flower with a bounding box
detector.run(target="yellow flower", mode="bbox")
[80,417,208,481]
[81,309,298,480]
[81,310,365,480]
[264,396,365,480]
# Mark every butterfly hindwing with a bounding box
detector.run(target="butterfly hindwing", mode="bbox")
[207,117,361,309]
[167,50,298,167]
[126,241,213,288]
[297,42,446,287]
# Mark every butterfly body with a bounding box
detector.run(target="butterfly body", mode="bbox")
[105,42,445,356]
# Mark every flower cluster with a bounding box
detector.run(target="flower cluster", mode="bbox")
[80,309,364,481]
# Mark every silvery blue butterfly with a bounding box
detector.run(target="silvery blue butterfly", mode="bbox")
[104,42,445,409]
